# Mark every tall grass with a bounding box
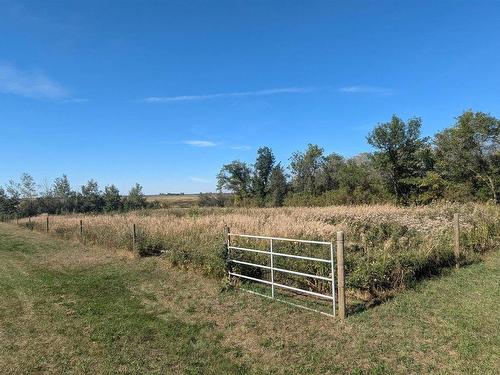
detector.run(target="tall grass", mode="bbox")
[21,203,499,300]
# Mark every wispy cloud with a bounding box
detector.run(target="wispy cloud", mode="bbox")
[62,98,89,103]
[143,87,315,103]
[190,176,212,184]
[182,140,218,147]
[339,85,394,95]
[229,145,252,151]
[0,63,69,100]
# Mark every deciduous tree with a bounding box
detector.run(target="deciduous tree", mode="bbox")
[434,110,499,203]
[289,144,325,195]
[217,161,252,203]
[125,183,147,210]
[268,164,288,207]
[103,185,123,212]
[367,116,430,204]
[252,146,275,204]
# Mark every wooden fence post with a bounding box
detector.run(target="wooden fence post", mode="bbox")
[336,231,346,320]
[16,216,18,225]
[79,220,83,242]
[454,213,460,269]
[46,216,49,233]
[224,225,231,276]
[132,224,137,252]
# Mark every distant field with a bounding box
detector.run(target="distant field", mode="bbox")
[0,224,498,374]
[145,194,199,207]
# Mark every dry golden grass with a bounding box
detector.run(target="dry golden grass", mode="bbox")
[2,224,498,374]
[145,194,199,207]
[19,203,499,300]
[24,202,498,243]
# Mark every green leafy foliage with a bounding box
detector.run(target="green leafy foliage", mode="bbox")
[434,110,499,203]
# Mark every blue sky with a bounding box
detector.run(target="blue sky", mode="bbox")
[1,0,499,194]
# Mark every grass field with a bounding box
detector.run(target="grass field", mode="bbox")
[0,223,498,374]
[19,203,499,308]
[145,194,199,208]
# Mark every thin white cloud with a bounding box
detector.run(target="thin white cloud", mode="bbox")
[143,87,315,103]
[62,98,89,103]
[0,63,69,100]
[229,145,252,151]
[190,176,212,184]
[182,140,218,147]
[339,85,394,95]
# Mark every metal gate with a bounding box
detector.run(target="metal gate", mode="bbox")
[226,232,337,317]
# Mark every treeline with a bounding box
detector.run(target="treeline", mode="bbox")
[213,110,499,206]
[0,175,150,219]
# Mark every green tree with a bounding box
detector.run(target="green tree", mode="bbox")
[125,183,147,210]
[5,180,20,215]
[0,187,9,219]
[20,173,37,200]
[268,164,288,207]
[53,175,74,213]
[416,171,447,204]
[318,153,344,192]
[19,173,38,216]
[217,161,252,203]
[334,155,386,204]
[103,185,122,212]
[289,144,325,195]
[79,179,103,213]
[53,175,71,198]
[367,116,430,204]
[434,110,499,203]
[252,146,275,204]
[38,179,58,214]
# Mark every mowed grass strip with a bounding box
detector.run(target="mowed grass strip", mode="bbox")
[0,225,246,374]
[0,223,498,374]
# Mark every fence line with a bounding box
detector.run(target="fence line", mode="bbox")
[9,213,464,319]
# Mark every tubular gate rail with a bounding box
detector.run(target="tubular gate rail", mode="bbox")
[226,231,337,317]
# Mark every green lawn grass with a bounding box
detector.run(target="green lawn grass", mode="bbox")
[0,223,498,374]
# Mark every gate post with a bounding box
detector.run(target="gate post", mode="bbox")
[454,213,460,269]
[270,238,275,298]
[336,231,346,320]
[330,241,336,317]
[224,225,231,277]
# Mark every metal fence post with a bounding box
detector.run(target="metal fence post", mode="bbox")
[336,231,346,320]
[330,241,336,317]
[454,213,460,269]
[270,238,275,298]
[16,215,18,225]
[46,216,49,233]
